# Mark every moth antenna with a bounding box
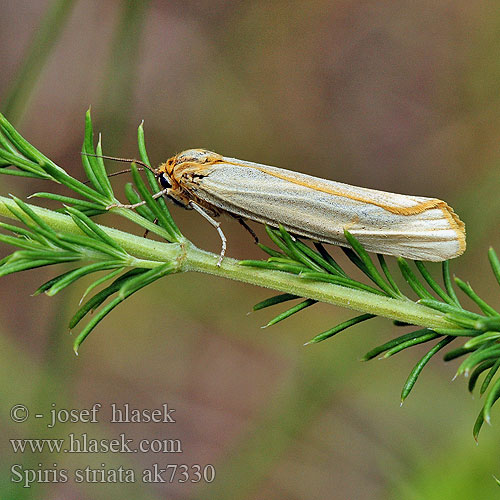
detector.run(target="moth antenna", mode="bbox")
[81,152,156,173]
[81,167,145,185]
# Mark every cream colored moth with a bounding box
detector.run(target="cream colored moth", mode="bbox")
[110,149,466,264]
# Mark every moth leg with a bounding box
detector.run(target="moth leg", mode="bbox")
[143,218,158,239]
[189,201,227,267]
[235,216,259,244]
[106,188,169,210]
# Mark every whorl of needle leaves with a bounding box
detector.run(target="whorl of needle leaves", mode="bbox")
[0,110,499,439]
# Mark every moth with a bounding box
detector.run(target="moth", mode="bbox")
[105,149,466,265]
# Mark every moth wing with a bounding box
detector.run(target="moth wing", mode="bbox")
[190,161,465,261]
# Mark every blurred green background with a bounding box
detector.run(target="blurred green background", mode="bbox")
[1,1,500,498]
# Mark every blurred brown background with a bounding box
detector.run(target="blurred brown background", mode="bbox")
[1,1,500,499]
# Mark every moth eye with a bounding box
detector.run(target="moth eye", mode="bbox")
[159,173,171,189]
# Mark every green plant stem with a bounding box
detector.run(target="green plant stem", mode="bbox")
[0,196,181,263]
[0,195,454,330]
[98,0,150,147]
[1,0,77,123]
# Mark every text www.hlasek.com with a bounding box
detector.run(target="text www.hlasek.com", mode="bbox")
[10,433,182,454]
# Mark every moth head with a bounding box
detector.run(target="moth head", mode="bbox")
[160,149,222,183]
[157,171,172,189]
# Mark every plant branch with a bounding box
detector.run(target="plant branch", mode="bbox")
[1,109,499,437]
[0,195,452,330]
